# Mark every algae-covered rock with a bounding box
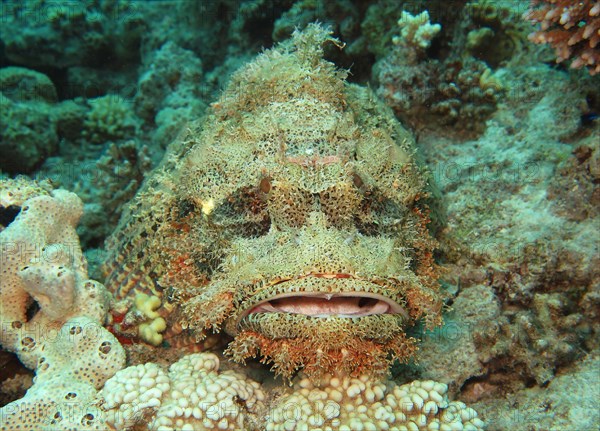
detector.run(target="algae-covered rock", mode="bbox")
[0,1,143,69]
[0,67,59,174]
[54,99,88,142]
[0,99,57,174]
[0,66,57,104]
[134,41,207,148]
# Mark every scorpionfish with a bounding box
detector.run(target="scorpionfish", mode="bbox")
[103,24,443,380]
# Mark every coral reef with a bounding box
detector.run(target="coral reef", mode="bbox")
[0,1,142,69]
[525,0,600,74]
[374,6,504,135]
[102,23,442,380]
[1,1,598,430]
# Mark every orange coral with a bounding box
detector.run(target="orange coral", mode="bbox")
[525,0,600,74]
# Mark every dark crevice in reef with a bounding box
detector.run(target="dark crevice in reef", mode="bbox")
[0,350,32,408]
[0,205,21,227]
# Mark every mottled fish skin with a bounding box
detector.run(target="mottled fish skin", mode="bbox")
[103,24,443,379]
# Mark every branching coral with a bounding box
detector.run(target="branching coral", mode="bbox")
[525,0,600,74]
[392,10,441,51]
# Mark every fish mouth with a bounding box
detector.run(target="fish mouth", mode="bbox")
[235,273,409,326]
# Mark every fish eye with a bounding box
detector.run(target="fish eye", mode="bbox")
[259,177,272,194]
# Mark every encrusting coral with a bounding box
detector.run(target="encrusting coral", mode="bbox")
[525,0,600,74]
[0,177,111,368]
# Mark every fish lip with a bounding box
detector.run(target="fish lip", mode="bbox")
[235,273,409,326]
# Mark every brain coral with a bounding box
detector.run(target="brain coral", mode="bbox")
[103,23,442,380]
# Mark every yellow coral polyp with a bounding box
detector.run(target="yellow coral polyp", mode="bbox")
[139,318,167,347]
[135,293,166,346]
[135,293,161,319]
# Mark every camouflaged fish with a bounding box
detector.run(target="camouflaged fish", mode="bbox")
[103,24,442,379]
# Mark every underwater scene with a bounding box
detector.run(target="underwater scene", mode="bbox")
[0,1,598,430]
